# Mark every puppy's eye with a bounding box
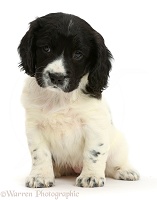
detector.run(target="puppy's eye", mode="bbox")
[42,45,51,53]
[73,51,83,60]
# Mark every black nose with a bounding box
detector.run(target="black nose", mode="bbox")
[48,73,65,85]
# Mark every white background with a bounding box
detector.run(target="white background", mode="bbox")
[0,0,157,199]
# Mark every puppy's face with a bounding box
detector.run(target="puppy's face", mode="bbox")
[35,18,95,92]
[18,13,112,98]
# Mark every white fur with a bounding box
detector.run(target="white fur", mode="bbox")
[22,75,139,188]
[43,57,69,90]
[44,57,66,74]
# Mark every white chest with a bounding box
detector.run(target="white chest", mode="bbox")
[40,107,85,167]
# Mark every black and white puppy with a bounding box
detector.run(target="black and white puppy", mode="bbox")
[18,12,139,188]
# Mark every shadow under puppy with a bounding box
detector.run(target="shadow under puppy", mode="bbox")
[18,12,139,188]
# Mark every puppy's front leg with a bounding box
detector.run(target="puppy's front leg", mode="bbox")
[25,124,55,188]
[76,124,109,187]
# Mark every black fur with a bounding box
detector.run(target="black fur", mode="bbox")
[98,143,104,146]
[90,150,101,157]
[18,12,112,99]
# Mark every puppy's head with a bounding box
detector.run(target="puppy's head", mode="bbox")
[18,13,112,98]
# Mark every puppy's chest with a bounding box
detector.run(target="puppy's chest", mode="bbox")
[40,107,85,141]
[40,108,85,161]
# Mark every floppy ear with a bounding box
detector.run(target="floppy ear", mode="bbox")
[87,31,113,98]
[18,20,40,76]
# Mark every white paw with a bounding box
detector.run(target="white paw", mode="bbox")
[115,169,140,181]
[25,172,55,188]
[76,175,105,187]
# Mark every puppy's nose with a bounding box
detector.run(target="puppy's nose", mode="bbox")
[48,72,65,85]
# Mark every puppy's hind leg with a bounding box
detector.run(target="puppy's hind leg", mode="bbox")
[106,128,140,181]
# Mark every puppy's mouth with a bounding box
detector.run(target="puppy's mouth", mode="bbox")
[52,85,58,88]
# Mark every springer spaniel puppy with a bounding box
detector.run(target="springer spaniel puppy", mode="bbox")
[18,12,139,188]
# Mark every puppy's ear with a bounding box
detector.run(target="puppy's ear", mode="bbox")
[18,19,40,76]
[87,31,113,98]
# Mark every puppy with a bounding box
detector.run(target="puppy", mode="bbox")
[18,12,139,188]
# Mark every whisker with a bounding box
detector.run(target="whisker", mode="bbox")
[35,72,44,74]
[35,66,45,70]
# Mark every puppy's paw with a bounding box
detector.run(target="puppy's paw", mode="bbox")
[25,173,55,188]
[76,175,105,187]
[115,169,140,181]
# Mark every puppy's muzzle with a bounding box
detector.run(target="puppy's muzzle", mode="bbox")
[48,72,65,85]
